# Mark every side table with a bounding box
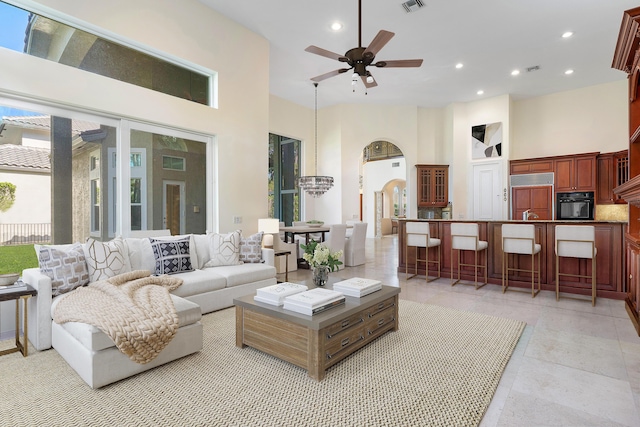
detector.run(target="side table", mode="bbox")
[274,250,291,282]
[0,285,37,357]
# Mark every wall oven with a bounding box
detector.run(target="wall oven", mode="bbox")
[556,192,594,220]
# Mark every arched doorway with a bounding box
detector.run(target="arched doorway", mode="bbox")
[361,141,406,238]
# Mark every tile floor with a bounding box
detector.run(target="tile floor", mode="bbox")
[283,235,640,427]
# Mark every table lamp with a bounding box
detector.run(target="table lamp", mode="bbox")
[258,218,279,249]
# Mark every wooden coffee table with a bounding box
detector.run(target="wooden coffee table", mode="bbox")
[234,281,400,380]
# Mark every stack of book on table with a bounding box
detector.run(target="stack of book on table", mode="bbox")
[283,288,345,316]
[333,277,382,297]
[254,282,308,306]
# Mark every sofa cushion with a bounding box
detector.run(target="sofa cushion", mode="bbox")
[37,243,90,296]
[204,263,276,288]
[83,237,131,282]
[240,231,264,263]
[169,269,227,298]
[204,230,242,267]
[149,237,194,275]
[193,234,211,269]
[51,294,201,352]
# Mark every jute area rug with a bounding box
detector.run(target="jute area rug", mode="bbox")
[0,300,524,427]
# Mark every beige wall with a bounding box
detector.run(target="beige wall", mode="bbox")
[512,80,628,159]
[1,0,270,234]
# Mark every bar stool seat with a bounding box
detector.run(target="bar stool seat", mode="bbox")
[502,223,541,297]
[450,223,487,289]
[555,225,597,306]
[405,222,441,282]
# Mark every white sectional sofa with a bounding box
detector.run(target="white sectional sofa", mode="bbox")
[23,231,277,352]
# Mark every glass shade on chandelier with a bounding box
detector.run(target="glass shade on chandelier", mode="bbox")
[298,175,334,198]
[298,82,334,197]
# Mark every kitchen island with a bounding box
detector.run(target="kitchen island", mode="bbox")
[397,219,627,300]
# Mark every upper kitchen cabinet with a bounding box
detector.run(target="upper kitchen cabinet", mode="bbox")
[554,153,597,192]
[510,158,554,175]
[416,165,449,207]
[597,150,629,204]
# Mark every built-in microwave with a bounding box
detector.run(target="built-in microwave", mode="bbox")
[556,192,594,220]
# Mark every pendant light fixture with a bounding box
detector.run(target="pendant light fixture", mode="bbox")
[298,82,334,197]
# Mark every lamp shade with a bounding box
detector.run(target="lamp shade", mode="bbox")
[258,218,280,234]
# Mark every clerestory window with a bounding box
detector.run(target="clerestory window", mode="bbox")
[0,1,212,106]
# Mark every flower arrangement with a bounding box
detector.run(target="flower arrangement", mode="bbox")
[300,239,343,271]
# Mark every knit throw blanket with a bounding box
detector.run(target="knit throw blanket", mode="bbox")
[53,270,183,364]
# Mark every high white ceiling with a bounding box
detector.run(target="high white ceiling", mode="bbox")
[199,0,638,110]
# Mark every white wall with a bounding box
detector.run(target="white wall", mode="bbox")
[0,171,50,227]
[1,0,270,234]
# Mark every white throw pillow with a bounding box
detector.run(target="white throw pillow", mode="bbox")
[83,237,131,282]
[204,230,242,267]
[37,243,90,296]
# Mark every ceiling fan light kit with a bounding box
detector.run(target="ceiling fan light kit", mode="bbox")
[298,83,334,198]
[305,0,423,90]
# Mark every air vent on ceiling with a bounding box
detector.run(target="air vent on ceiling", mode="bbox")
[392,162,400,167]
[402,0,425,13]
[526,65,541,72]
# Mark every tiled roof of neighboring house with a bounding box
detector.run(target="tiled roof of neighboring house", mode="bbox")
[1,115,101,136]
[0,144,50,172]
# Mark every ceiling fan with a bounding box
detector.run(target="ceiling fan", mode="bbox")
[305,0,423,88]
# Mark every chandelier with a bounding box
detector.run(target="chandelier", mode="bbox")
[298,83,334,198]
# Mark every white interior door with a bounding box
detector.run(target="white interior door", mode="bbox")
[472,161,505,220]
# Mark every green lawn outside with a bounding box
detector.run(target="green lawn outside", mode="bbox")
[0,245,38,275]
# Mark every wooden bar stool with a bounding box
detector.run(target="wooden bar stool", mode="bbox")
[450,223,487,289]
[405,222,441,282]
[555,225,597,306]
[502,224,541,297]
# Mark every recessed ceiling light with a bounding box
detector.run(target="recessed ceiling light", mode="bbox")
[330,22,343,31]
[565,69,574,75]
[562,31,573,38]
[511,69,520,76]
[477,90,484,95]
[455,63,463,69]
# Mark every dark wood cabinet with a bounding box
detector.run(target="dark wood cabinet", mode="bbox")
[512,186,553,220]
[611,7,639,336]
[416,165,448,207]
[510,159,554,175]
[554,154,597,192]
[597,150,629,204]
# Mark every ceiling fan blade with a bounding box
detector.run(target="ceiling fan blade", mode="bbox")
[374,59,424,68]
[362,30,395,60]
[361,74,378,88]
[311,68,350,82]
[305,45,349,62]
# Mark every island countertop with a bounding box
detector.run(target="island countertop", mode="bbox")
[397,219,627,300]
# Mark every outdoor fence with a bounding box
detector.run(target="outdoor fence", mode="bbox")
[0,223,51,246]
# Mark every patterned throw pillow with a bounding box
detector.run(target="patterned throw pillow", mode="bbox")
[38,243,90,296]
[204,230,242,267]
[83,237,131,282]
[149,237,194,275]
[239,231,264,263]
